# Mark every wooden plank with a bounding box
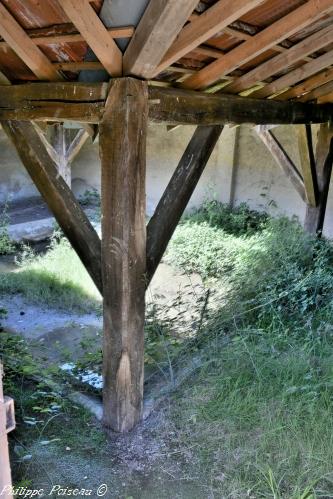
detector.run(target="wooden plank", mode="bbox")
[99,78,148,432]
[277,68,333,102]
[181,0,333,90]
[225,24,333,95]
[255,125,306,202]
[123,0,198,78]
[146,125,223,284]
[254,49,333,100]
[318,91,333,104]
[148,86,333,126]
[153,0,265,76]
[304,123,333,235]
[0,3,63,81]
[298,80,333,103]
[2,120,102,293]
[57,0,122,76]
[297,125,318,207]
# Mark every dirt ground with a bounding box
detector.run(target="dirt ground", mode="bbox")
[1,259,210,499]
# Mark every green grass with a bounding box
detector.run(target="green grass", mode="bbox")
[165,201,333,497]
[0,235,101,312]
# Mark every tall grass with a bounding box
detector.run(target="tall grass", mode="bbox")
[165,201,333,497]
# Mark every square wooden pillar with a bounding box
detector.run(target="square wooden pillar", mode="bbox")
[99,78,148,432]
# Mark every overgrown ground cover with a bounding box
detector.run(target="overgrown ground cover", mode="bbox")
[1,201,333,497]
[165,201,333,497]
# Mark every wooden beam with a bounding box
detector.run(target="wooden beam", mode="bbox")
[0,25,134,49]
[123,0,198,79]
[2,120,102,293]
[298,80,333,103]
[297,125,318,207]
[153,0,265,76]
[57,0,122,76]
[0,3,63,81]
[0,82,332,125]
[0,82,109,123]
[304,123,333,235]
[148,86,333,126]
[66,129,90,164]
[146,125,223,284]
[181,0,333,90]
[277,68,333,102]
[254,49,333,100]
[255,125,306,202]
[99,78,148,432]
[318,92,333,104]
[224,24,333,95]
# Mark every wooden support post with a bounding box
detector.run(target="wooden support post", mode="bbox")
[146,125,223,284]
[2,120,102,293]
[304,123,333,235]
[99,78,148,432]
[0,361,15,499]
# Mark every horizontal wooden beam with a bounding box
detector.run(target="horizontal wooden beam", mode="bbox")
[0,25,134,49]
[0,82,332,125]
[148,86,333,125]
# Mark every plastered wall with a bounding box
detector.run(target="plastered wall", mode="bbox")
[1,123,333,237]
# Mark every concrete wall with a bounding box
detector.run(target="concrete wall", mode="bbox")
[1,123,333,236]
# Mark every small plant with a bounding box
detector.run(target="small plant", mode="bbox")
[0,203,14,255]
[79,188,100,207]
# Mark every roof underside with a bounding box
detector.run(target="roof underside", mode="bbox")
[0,0,333,105]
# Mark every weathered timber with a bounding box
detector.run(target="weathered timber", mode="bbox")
[146,125,223,284]
[0,362,15,499]
[2,121,102,293]
[304,123,333,235]
[123,0,198,78]
[255,126,306,202]
[99,78,148,432]
[148,87,333,125]
[297,125,318,207]
[0,82,109,123]
[0,83,333,125]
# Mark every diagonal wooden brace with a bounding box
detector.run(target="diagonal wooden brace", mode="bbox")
[2,120,102,294]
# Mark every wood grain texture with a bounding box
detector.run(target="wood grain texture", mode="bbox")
[2,120,102,293]
[0,2,63,81]
[225,24,333,95]
[182,0,333,90]
[146,125,223,284]
[123,0,198,78]
[57,0,122,76]
[99,78,148,432]
[154,0,265,76]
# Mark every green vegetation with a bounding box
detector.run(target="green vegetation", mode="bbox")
[0,233,101,312]
[165,201,333,497]
[0,204,14,255]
